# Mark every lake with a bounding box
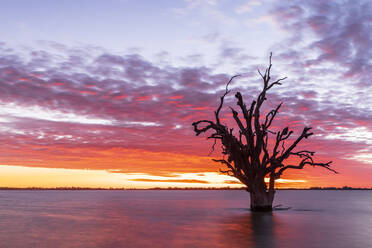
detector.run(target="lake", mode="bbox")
[0,190,370,248]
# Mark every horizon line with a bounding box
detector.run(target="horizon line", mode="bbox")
[0,186,371,190]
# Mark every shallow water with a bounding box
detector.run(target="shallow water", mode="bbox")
[0,190,370,248]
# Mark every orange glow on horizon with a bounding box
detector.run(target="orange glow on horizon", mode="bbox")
[0,164,313,189]
[0,163,369,189]
[0,142,371,188]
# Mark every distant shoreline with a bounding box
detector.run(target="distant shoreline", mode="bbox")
[0,186,371,190]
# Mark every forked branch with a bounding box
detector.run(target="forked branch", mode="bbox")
[192,53,336,194]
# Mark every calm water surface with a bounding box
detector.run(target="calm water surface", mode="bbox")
[0,190,371,248]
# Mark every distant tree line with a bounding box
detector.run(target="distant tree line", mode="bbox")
[0,186,370,190]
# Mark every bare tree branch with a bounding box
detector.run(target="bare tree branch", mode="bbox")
[275,160,336,179]
[192,53,336,211]
[215,75,241,125]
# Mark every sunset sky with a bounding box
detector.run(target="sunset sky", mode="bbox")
[0,0,371,188]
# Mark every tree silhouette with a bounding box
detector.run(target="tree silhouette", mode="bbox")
[192,54,337,211]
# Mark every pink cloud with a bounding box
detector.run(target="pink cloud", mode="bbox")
[0,37,371,185]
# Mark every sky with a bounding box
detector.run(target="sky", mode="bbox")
[0,0,371,188]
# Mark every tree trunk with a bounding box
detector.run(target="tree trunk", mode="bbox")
[250,186,274,212]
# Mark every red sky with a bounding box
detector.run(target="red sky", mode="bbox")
[0,0,371,188]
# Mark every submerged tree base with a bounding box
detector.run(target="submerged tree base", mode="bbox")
[249,189,274,212]
[250,205,273,212]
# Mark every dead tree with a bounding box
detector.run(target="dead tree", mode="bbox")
[192,54,336,211]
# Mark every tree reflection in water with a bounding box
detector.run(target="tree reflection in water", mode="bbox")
[222,212,278,248]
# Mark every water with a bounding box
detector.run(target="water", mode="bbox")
[0,190,371,248]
